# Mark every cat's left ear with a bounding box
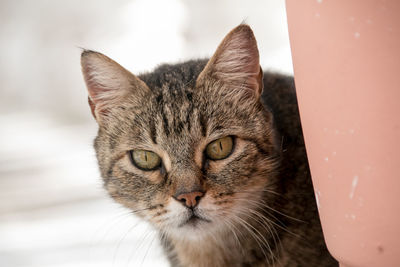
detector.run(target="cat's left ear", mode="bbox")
[81,50,149,123]
[197,24,263,98]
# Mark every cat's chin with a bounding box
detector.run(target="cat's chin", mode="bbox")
[178,214,211,228]
[164,214,216,240]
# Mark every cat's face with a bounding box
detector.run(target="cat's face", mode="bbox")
[81,25,279,240]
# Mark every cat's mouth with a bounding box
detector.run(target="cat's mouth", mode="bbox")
[179,212,211,228]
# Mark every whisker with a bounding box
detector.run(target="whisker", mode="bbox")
[130,207,156,214]
[140,232,157,267]
[246,208,279,246]
[231,197,302,238]
[112,219,142,267]
[245,207,284,260]
[127,225,153,267]
[91,210,133,247]
[232,197,288,225]
[218,215,242,248]
[220,210,274,265]
[235,188,284,197]
[228,208,277,265]
[231,194,304,223]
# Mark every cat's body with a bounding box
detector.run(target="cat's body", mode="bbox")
[81,25,337,266]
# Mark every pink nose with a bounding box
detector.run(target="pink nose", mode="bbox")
[176,191,204,208]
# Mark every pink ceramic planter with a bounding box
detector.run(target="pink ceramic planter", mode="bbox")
[285,1,400,266]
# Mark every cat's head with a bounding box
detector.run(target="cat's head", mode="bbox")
[81,25,280,240]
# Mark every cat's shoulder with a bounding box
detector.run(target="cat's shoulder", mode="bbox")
[261,72,303,144]
[261,71,296,108]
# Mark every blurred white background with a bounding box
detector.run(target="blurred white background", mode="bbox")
[0,1,292,266]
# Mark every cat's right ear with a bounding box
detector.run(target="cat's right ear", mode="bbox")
[81,50,148,123]
[196,24,263,99]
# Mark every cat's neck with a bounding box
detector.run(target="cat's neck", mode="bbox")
[168,230,243,267]
[164,218,282,267]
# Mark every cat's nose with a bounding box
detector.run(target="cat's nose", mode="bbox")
[175,191,204,208]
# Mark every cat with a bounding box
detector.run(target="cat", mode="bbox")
[80,24,338,267]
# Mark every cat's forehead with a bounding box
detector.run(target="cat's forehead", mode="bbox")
[138,59,208,94]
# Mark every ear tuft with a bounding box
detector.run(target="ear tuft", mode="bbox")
[198,24,263,98]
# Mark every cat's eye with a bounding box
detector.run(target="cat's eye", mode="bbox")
[205,136,234,160]
[129,150,161,171]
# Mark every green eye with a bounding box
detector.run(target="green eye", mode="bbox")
[130,150,161,170]
[205,136,234,160]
